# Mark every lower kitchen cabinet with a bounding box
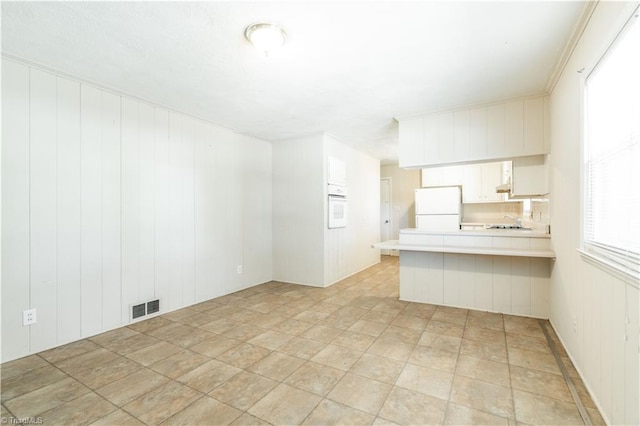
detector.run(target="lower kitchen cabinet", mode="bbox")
[399,251,551,317]
[393,230,553,317]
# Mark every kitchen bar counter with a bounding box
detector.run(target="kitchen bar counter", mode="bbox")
[391,228,555,258]
[373,239,555,258]
[376,228,554,318]
[401,227,551,238]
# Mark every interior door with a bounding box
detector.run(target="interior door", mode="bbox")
[380,178,391,255]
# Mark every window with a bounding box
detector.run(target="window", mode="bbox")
[584,8,640,278]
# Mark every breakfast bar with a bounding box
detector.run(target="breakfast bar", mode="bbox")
[374,228,555,318]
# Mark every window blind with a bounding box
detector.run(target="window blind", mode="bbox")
[584,9,640,278]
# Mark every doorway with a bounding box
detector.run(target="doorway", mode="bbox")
[380,178,391,255]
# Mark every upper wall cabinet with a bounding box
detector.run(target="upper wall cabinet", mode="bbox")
[510,155,549,198]
[398,95,550,168]
[422,162,507,204]
[462,162,506,204]
[421,164,466,188]
[398,115,425,167]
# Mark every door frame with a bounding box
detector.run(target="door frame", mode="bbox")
[380,177,392,256]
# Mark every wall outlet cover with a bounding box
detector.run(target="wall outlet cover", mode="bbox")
[23,309,37,326]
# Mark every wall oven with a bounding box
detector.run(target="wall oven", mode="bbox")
[328,184,347,229]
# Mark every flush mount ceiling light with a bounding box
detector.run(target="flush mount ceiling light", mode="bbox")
[244,22,287,54]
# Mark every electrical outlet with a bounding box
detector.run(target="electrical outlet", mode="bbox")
[237,265,243,274]
[23,309,37,326]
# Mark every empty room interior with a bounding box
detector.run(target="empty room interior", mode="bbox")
[1,1,639,425]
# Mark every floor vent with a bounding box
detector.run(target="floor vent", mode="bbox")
[130,298,161,321]
[147,299,160,315]
[132,303,146,319]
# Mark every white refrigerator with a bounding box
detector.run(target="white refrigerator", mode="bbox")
[415,186,461,231]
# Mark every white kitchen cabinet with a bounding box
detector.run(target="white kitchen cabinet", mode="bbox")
[422,167,441,187]
[468,107,488,160]
[422,161,505,203]
[437,112,455,163]
[398,115,424,167]
[398,95,549,168]
[481,163,505,202]
[487,103,506,158]
[395,229,553,317]
[453,109,470,160]
[462,162,505,203]
[423,115,438,164]
[510,155,549,197]
[403,112,456,166]
[462,166,482,203]
[505,100,524,156]
[524,97,545,155]
[421,164,466,187]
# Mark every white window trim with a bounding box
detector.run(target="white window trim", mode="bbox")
[578,249,640,289]
[579,5,640,284]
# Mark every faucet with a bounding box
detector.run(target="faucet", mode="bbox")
[504,215,522,227]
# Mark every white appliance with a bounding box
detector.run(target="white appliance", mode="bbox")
[415,186,461,231]
[328,184,347,228]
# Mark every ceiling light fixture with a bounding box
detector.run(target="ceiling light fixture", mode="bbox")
[244,22,287,55]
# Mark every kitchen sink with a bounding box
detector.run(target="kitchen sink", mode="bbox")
[485,224,532,230]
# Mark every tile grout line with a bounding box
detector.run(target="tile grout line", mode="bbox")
[505,314,517,425]
[250,276,396,425]
[538,319,592,426]
[84,326,234,424]
[323,294,399,423]
[38,341,172,425]
[442,308,467,424]
[370,302,409,423]
[7,353,120,423]
[8,259,513,425]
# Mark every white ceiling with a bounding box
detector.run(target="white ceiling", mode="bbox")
[2,1,587,164]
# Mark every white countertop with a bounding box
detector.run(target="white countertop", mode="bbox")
[401,227,551,238]
[373,239,555,258]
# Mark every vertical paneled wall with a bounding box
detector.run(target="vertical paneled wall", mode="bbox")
[272,134,380,287]
[323,135,380,286]
[56,76,82,344]
[548,2,640,424]
[1,58,273,362]
[272,135,325,286]
[3,59,32,357]
[29,69,59,351]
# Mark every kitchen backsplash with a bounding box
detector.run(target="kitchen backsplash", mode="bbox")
[462,200,550,227]
[462,202,522,223]
[529,199,550,224]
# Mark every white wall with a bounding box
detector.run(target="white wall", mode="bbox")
[1,57,273,362]
[380,165,420,237]
[548,2,639,424]
[272,133,380,287]
[323,135,380,286]
[272,134,325,286]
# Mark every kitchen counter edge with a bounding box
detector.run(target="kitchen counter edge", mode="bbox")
[373,240,555,259]
[401,228,551,238]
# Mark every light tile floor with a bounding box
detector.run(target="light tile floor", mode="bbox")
[1,256,605,425]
